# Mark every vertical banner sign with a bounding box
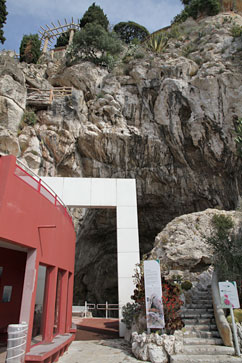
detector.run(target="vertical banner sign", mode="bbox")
[144,260,165,329]
[219,281,240,309]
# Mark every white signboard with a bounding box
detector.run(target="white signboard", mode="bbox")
[219,281,240,309]
[144,260,165,329]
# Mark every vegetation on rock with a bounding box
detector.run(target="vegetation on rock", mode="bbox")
[0,0,7,44]
[227,309,242,323]
[21,110,37,126]
[20,34,41,64]
[80,2,109,31]
[55,32,69,48]
[206,214,242,303]
[181,280,193,291]
[113,21,149,44]
[68,23,122,69]
[174,0,221,23]
[145,32,168,53]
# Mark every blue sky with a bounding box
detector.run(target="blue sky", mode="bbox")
[1,0,183,53]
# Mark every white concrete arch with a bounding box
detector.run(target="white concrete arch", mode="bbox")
[42,177,140,336]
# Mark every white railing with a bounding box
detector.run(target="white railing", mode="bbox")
[73,302,120,319]
[97,302,119,319]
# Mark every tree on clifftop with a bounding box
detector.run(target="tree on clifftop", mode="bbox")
[20,34,41,64]
[0,0,8,44]
[80,3,109,31]
[114,21,150,44]
[174,0,220,23]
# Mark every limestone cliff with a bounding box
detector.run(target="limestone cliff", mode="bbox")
[0,13,242,305]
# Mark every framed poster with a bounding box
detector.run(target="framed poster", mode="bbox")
[144,260,165,329]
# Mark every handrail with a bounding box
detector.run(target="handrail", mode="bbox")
[26,87,72,104]
[15,158,73,226]
[212,270,233,347]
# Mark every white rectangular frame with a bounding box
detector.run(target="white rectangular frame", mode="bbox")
[42,177,140,336]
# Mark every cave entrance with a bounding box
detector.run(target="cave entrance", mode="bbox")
[41,177,140,336]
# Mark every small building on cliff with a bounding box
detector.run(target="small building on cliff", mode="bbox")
[0,155,76,363]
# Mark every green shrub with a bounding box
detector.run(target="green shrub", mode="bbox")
[231,24,242,38]
[20,34,41,64]
[226,315,239,323]
[21,110,37,126]
[122,44,145,63]
[173,0,220,24]
[145,32,168,53]
[121,302,139,329]
[113,21,149,44]
[181,280,193,291]
[55,32,69,48]
[0,0,8,44]
[182,43,195,57]
[206,214,242,304]
[227,309,242,324]
[80,2,109,31]
[70,23,122,70]
[168,25,183,40]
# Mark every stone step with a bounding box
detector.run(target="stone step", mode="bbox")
[181,308,214,314]
[192,299,213,304]
[186,303,213,309]
[184,337,223,345]
[191,296,212,301]
[181,312,214,319]
[170,354,239,363]
[192,291,211,296]
[184,324,217,331]
[183,330,220,339]
[182,345,234,355]
[183,318,215,325]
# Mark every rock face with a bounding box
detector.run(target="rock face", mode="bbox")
[0,13,242,305]
[149,209,241,282]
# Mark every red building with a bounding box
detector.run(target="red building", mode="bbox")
[0,155,76,362]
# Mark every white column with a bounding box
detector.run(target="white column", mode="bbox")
[116,179,140,337]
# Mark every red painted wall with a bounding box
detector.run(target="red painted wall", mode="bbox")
[0,248,26,331]
[0,155,76,354]
[0,156,75,272]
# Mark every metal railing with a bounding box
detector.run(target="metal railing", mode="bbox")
[74,302,120,319]
[97,303,119,319]
[15,158,73,226]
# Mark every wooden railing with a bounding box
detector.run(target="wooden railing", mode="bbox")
[26,87,72,106]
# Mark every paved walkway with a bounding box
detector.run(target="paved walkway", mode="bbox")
[0,346,6,363]
[65,317,146,362]
[58,339,146,363]
[1,318,143,363]
[74,317,119,340]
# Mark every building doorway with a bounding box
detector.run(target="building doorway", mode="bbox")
[0,244,27,345]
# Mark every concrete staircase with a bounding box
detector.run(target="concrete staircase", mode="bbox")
[170,288,239,363]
